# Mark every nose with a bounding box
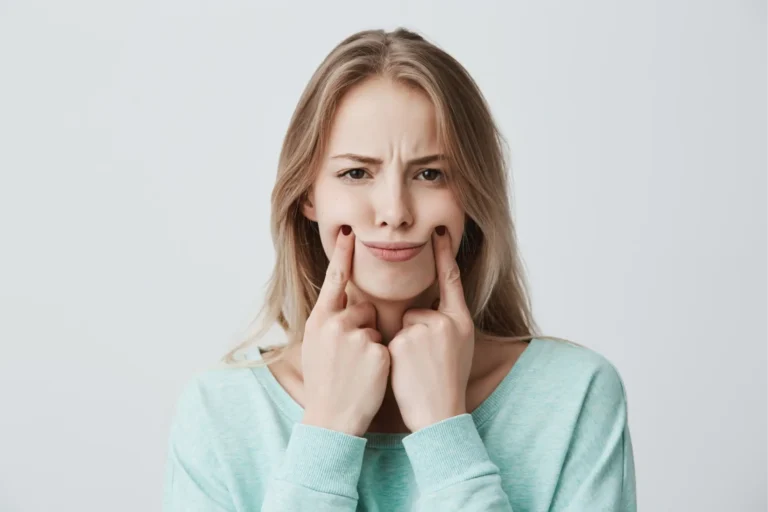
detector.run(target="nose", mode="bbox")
[373,170,414,229]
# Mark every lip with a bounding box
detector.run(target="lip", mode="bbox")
[362,241,426,262]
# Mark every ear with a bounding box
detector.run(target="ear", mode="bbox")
[301,190,317,222]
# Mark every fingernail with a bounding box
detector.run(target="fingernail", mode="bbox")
[341,225,351,236]
[436,226,446,236]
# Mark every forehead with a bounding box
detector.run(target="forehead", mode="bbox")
[325,77,440,155]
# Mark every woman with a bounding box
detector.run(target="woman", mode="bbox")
[163,27,637,511]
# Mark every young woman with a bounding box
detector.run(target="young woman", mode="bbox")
[163,28,637,511]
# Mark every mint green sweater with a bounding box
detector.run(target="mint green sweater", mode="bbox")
[162,338,637,511]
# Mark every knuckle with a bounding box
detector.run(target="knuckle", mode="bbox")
[372,345,390,368]
[366,328,382,344]
[387,338,401,356]
[358,301,375,316]
[326,316,345,337]
[389,334,409,354]
[435,315,451,332]
[372,342,388,357]
[443,264,461,284]
[352,329,370,344]
[325,266,345,284]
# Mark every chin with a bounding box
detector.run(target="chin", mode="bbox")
[353,272,432,303]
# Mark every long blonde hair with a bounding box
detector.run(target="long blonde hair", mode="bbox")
[221,27,571,369]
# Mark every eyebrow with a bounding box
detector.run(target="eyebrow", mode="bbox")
[330,153,446,166]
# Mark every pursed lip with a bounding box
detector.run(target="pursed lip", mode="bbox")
[361,241,427,262]
[361,241,426,250]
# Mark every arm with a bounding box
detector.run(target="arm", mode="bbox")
[162,378,236,512]
[162,377,368,512]
[550,361,637,512]
[402,413,515,512]
[260,423,368,511]
[401,361,638,512]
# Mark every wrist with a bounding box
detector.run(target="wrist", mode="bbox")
[412,406,467,432]
[301,412,365,437]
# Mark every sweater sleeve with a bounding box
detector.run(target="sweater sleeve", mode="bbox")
[549,360,638,512]
[402,413,515,511]
[401,360,638,512]
[162,375,368,512]
[162,377,235,512]
[261,423,368,511]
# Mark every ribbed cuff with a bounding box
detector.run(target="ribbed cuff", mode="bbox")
[275,423,368,498]
[402,413,493,492]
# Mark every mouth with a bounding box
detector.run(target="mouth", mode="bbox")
[362,241,427,262]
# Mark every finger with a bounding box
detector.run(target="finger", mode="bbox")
[432,226,467,316]
[358,327,382,344]
[339,301,378,330]
[401,307,439,328]
[316,225,355,312]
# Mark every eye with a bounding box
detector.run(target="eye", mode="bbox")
[338,168,369,181]
[337,167,445,183]
[417,168,444,182]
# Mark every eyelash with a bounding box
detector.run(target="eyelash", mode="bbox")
[338,168,446,183]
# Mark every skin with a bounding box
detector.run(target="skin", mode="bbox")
[302,76,465,347]
[292,76,526,434]
[387,226,476,432]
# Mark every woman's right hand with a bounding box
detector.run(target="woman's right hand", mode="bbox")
[300,225,391,437]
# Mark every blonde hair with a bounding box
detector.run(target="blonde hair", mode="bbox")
[221,27,573,369]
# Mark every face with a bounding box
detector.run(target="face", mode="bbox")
[302,77,465,303]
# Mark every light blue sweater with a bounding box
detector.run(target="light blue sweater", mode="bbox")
[163,338,637,511]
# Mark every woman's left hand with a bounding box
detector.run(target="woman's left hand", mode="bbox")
[388,226,476,433]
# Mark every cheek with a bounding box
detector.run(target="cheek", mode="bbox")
[418,199,464,254]
[448,224,464,257]
[315,192,363,257]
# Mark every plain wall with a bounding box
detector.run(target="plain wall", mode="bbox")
[0,1,765,510]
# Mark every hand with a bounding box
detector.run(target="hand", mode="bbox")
[300,225,391,437]
[387,226,475,433]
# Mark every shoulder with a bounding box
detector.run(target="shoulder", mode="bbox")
[524,339,637,509]
[531,337,627,384]
[168,363,263,438]
[525,337,631,415]
[174,364,255,406]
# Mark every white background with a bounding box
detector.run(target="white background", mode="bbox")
[0,1,765,510]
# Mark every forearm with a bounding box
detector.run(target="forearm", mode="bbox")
[261,422,368,511]
[403,414,514,512]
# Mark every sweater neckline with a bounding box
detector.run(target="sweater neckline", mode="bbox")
[251,338,544,449]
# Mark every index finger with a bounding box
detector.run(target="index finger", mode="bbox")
[316,225,355,312]
[432,226,467,316]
